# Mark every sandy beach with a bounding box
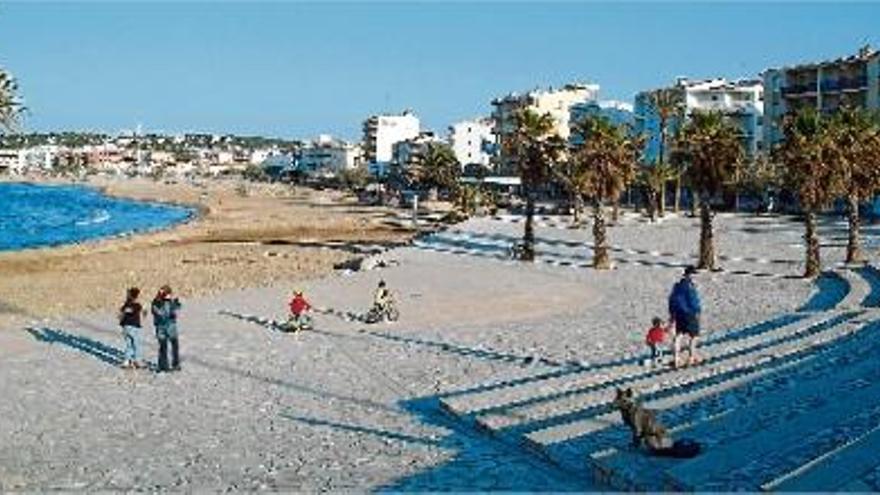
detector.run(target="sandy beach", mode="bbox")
[0,177,415,329]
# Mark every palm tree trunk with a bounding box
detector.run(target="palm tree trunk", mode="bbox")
[697,196,716,270]
[593,200,610,269]
[612,197,620,224]
[659,181,667,217]
[804,209,820,278]
[646,188,657,222]
[571,192,582,227]
[846,193,862,264]
[522,191,536,261]
[674,175,682,213]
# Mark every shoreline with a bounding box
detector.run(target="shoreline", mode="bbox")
[0,175,419,329]
[0,178,201,255]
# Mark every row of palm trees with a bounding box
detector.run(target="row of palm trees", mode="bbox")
[504,105,880,278]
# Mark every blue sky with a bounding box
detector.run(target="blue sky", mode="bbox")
[1,2,878,140]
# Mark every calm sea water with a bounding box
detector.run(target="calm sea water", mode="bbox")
[0,182,194,251]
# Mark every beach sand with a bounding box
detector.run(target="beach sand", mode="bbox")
[0,177,415,329]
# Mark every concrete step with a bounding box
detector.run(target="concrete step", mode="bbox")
[799,272,850,312]
[472,312,858,434]
[440,312,810,418]
[586,321,880,489]
[665,373,880,490]
[836,268,871,310]
[857,265,880,307]
[766,423,880,492]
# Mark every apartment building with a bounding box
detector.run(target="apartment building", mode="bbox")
[362,110,420,176]
[569,100,635,144]
[299,134,363,177]
[491,83,599,173]
[391,131,445,169]
[634,78,764,162]
[448,118,494,169]
[0,149,23,174]
[763,46,880,147]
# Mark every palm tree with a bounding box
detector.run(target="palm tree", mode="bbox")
[504,109,565,261]
[649,88,685,214]
[0,68,25,132]
[739,152,783,214]
[638,162,675,223]
[675,111,744,270]
[829,107,880,264]
[418,142,461,196]
[569,115,642,269]
[777,108,844,278]
[554,158,585,226]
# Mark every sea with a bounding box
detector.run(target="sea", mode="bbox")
[0,182,195,252]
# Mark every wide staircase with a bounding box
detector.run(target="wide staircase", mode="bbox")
[433,266,880,491]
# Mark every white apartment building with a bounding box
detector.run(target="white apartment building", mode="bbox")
[449,118,494,169]
[634,78,764,162]
[491,83,599,173]
[391,131,444,169]
[763,46,880,147]
[299,134,363,177]
[362,110,420,176]
[0,149,24,174]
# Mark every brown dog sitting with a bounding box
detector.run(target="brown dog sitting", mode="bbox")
[613,387,674,451]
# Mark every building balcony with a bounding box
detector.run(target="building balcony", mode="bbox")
[781,84,818,97]
[819,76,867,93]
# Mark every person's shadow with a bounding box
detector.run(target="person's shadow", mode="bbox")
[25,326,126,367]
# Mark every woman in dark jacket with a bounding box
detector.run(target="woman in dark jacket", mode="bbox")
[152,285,182,372]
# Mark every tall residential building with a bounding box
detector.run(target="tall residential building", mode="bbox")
[448,118,494,169]
[362,110,420,176]
[569,100,636,143]
[634,78,764,163]
[763,46,880,147]
[298,134,363,177]
[491,83,599,173]
[391,131,444,170]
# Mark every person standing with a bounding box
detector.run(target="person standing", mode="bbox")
[668,266,702,368]
[118,287,146,369]
[152,285,182,372]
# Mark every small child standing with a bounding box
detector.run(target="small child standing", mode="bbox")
[645,316,669,363]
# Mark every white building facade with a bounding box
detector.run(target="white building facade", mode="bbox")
[449,118,494,169]
[362,110,420,176]
[299,135,363,177]
[391,131,444,169]
[491,83,599,173]
[634,78,764,162]
[0,149,24,174]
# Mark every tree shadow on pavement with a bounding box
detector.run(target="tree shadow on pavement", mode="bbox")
[280,397,591,492]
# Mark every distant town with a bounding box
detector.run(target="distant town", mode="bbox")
[1,45,878,189]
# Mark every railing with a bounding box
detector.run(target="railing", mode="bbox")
[781,84,817,96]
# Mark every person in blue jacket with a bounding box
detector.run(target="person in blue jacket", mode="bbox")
[668,266,702,368]
[152,285,182,372]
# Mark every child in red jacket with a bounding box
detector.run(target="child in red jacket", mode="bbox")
[646,316,670,363]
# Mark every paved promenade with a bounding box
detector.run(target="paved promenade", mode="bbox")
[2,211,876,490]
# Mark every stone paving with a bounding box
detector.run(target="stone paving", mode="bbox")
[1,211,878,491]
